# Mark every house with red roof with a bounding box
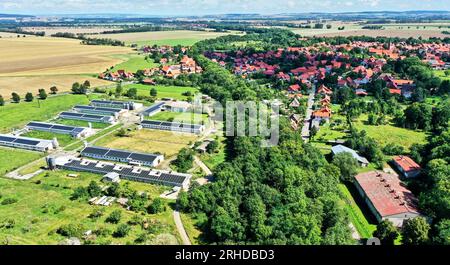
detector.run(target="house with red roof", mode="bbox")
[354,171,422,227]
[317,84,333,95]
[288,84,300,93]
[392,156,422,178]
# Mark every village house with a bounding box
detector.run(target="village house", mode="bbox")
[392,156,422,178]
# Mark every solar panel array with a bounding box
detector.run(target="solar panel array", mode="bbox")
[142,102,165,115]
[27,122,86,135]
[74,105,122,115]
[81,146,162,166]
[91,100,130,110]
[59,112,114,123]
[0,135,41,146]
[60,158,188,186]
[141,120,203,133]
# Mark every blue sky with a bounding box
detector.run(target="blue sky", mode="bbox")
[1,0,449,16]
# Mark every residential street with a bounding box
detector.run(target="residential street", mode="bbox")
[301,85,316,142]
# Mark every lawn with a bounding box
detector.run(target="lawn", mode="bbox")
[122,84,199,100]
[0,147,43,176]
[109,54,159,73]
[148,111,209,124]
[338,184,377,240]
[0,170,181,245]
[0,94,91,133]
[53,118,110,129]
[353,114,428,151]
[21,130,74,147]
[435,70,450,80]
[95,128,198,159]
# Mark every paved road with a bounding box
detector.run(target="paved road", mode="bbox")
[301,85,316,142]
[173,209,192,245]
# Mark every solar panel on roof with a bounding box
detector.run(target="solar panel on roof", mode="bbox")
[13,138,40,146]
[0,136,16,142]
[28,122,53,129]
[61,112,83,117]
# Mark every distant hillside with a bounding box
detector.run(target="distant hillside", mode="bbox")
[0,14,34,18]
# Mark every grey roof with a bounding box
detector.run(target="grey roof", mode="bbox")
[27,121,87,135]
[331,144,369,164]
[80,146,162,165]
[142,102,165,114]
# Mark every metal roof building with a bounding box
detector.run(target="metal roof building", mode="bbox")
[331,144,369,167]
[49,156,191,189]
[141,120,204,135]
[80,146,164,167]
[0,134,57,152]
[141,102,165,117]
[26,121,94,138]
[354,171,422,227]
[59,112,116,124]
[90,100,143,110]
[73,105,124,117]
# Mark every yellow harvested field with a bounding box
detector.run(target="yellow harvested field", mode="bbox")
[21,27,123,35]
[0,75,113,99]
[0,32,36,38]
[97,129,198,158]
[89,30,234,42]
[0,37,132,76]
[316,29,448,39]
[0,36,132,97]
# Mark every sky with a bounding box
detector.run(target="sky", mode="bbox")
[0,0,449,16]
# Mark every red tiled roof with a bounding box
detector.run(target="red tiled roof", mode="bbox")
[389,89,401,95]
[393,156,421,173]
[355,171,420,217]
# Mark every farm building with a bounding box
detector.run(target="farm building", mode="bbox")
[141,120,205,135]
[141,102,165,117]
[163,101,191,113]
[102,172,121,183]
[331,144,369,167]
[0,134,57,152]
[354,171,422,227]
[80,146,164,167]
[47,155,191,189]
[73,105,125,117]
[392,156,422,178]
[90,100,143,110]
[26,121,94,139]
[59,112,116,124]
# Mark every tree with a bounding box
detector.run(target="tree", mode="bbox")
[116,128,128,137]
[0,95,4,106]
[57,223,85,238]
[106,210,122,224]
[310,126,318,140]
[113,224,131,238]
[148,198,166,214]
[332,152,359,182]
[50,86,58,94]
[71,82,81,94]
[206,140,219,154]
[87,181,102,197]
[126,87,138,98]
[25,92,34,102]
[150,88,157,97]
[433,219,450,245]
[11,92,20,103]
[115,83,123,97]
[38,89,47,100]
[402,217,430,245]
[172,148,194,172]
[373,220,399,245]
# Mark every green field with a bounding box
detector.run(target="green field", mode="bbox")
[148,111,208,124]
[0,94,91,133]
[21,130,74,147]
[338,184,377,239]
[0,170,180,245]
[134,39,207,47]
[0,147,43,176]
[109,54,159,73]
[122,84,198,100]
[435,70,450,80]
[54,118,109,129]
[354,114,428,151]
